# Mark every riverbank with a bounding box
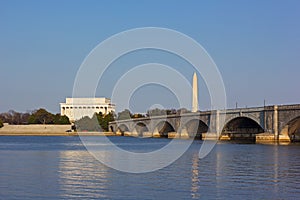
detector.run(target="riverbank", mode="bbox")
[0,124,115,136]
[0,125,292,143]
[0,132,115,136]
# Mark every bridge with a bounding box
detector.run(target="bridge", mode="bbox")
[109,104,300,142]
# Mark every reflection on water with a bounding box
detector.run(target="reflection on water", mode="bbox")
[273,144,279,194]
[190,153,200,199]
[1,137,300,199]
[58,151,110,199]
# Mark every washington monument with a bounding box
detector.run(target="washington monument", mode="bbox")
[192,72,198,112]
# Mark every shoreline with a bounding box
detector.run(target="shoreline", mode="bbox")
[0,125,292,144]
[0,132,116,136]
[0,124,115,136]
[0,130,293,145]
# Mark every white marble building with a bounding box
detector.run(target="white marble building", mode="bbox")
[60,98,115,122]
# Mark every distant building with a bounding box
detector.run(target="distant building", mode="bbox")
[60,98,115,122]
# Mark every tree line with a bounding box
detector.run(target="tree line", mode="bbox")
[0,107,191,131]
[116,108,191,120]
[0,108,70,125]
[74,108,189,132]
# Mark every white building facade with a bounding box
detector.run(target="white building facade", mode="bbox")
[60,98,115,122]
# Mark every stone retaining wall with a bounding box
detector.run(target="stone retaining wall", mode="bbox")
[0,124,72,135]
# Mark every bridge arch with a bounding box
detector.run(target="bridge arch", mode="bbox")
[134,122,149,137]
[222,116,264,141]
[180,119,208,139]
[224,113,261,128]
[109,125,114,132]
[153,121,175,138]
[280,116,300,142]
[117,124,130,136]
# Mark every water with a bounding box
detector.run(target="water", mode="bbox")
[0,136,300,200]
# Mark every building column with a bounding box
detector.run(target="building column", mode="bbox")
[61,107,65,116]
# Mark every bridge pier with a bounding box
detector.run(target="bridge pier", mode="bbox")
[255,133,275,143]
[131,130,139,137]
[143,131,152,138]
[202,133,219,140]
[116,130,122,136]
[124,131,132,136]
[219,134,230,141]
[168,132,180,139]
[279,134,290,143]
[153,129,160,138]
[180,128,189,139]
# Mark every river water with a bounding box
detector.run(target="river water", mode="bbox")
[0,136,300,200]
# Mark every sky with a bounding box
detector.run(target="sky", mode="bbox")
[0,0,300,114]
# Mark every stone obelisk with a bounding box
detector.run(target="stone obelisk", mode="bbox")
[192,72,198,112]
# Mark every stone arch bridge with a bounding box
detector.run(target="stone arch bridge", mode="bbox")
[109,104,300,142]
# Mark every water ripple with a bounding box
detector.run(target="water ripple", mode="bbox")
[1,137,300,199]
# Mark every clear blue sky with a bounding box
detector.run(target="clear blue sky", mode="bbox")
[0,0,300,113]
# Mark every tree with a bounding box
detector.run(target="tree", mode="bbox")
[0,110,30,124]
[75,115,101,132]
[117,109,132,120]
[53,114,70,124]
[8,110,21,124]
[97,112,115,131]
[28,108,54,124]
[74,112,115,132]
[177,108,191,115]
[131,113,146,118]
[0,108,69,125]
[146,108,167,116]
[0,119,3,128]
[27,114,36,124]
[146,108,179,116]
[166,109,177,115]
